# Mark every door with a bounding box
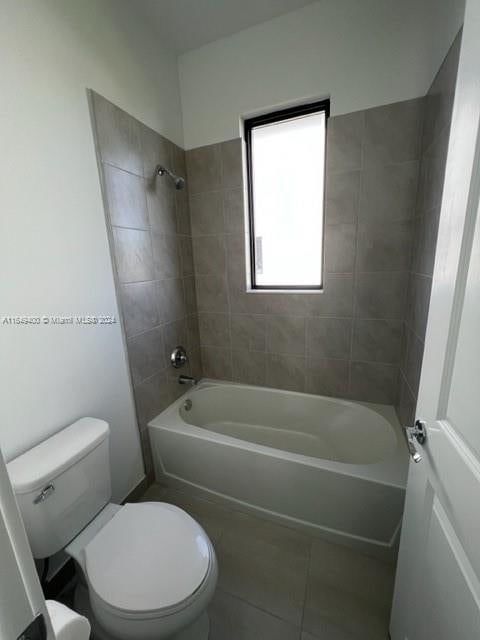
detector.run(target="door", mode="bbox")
[0,448,53,640]
[390,1,480,638]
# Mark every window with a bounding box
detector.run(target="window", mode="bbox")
[244,100,329,290]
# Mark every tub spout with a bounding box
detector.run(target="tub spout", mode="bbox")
[178,375,197,386]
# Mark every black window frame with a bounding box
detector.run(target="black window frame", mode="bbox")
[244,99,330,291]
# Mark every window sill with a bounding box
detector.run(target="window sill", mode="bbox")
[246,288,324,295]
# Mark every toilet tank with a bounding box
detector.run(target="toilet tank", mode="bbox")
[7,418,111,559]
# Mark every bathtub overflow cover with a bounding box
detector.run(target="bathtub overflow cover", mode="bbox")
[184,399,193,411]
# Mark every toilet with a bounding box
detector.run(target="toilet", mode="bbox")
[7,417,217,640]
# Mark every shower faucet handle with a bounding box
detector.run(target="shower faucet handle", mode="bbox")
[171,345,188,368]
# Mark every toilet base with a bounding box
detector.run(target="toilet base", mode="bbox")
[73,582,210,640]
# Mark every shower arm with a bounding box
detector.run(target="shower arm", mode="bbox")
[155,165,172,178]
[154,164,185,190]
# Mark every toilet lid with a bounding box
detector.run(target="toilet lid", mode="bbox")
[84,502,210,614]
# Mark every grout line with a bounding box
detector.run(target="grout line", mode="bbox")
[420,120,453,157]
[326,157,419,178]
[120,275,185,286]
[192,229,246,238]
[409,270,434,280]
[219,147,235,382]
[348,110,366,395]
[126,324,162,342]
[197,348,398,367]
[189,187,224,199]
[132,362,171,389]
[353,269,412,275]
[301,316,307,392]
[215,587,303,631]
[102,160,144,179]
[300,538,313,634]
[126,311,192,340]
[112,223,181,236]
[403,317,427,345]
[191,231,230,239]
[399,367,419,402]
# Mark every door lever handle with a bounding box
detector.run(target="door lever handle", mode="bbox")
[403,420,427,463]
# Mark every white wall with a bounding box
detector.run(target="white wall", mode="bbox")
[179,0,465,149]
[0,0,183,500]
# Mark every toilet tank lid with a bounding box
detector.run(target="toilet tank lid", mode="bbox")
[7,418,109,494]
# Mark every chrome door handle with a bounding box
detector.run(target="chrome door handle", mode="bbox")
[403,420,427,463]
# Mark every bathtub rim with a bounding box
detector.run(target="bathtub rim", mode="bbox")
[148,378,409,490]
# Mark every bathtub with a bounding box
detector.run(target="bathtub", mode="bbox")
[148,380,409,557]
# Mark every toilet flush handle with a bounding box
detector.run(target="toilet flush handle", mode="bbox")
[33,483,55,504]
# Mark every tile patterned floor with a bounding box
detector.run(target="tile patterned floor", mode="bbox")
[140,484,395,640]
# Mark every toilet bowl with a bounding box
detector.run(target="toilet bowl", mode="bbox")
[67,501,217,640]
[7,418,217,640]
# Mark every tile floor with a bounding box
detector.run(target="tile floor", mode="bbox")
[140,484,396,640]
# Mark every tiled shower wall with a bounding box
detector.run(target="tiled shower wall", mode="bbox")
[90,32,460,477]
[396,33,461,426]
[186,98,425,404]
[91,92,201,477]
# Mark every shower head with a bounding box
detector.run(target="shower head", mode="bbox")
[173,175,186,191]
[154,164,186,190]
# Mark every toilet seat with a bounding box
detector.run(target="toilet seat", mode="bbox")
[84,502,212,619]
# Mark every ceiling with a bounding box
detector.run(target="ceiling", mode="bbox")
[138,0,316,54]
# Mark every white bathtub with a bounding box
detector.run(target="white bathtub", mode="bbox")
[148,380,409,557]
